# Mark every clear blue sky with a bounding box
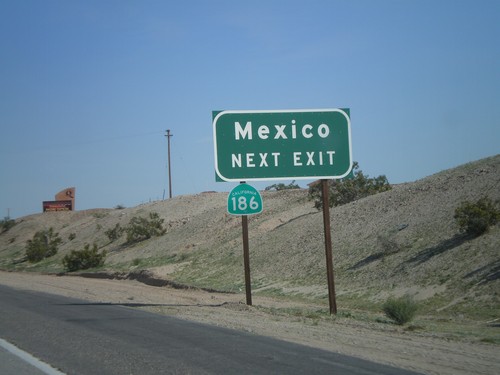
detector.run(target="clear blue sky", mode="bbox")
[1,0,499,218]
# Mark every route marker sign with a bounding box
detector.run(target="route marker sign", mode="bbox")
[213,109,352,182]
[227,183,263,216]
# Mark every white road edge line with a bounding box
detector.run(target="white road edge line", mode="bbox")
[0,338,66,375]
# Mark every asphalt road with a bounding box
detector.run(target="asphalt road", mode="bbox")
[0,284,423,375]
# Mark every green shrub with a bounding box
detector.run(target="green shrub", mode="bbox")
[382,295,418,325]
[68,233,76,241]
[265,180,300,191]
[62,243,106,272]
[1,217,16,233]
[132,258,141,266]
[454,197,500,236]
[309,162,391,209]
[105,223,124,242]
[25,228,62,263]
[125,212,166,243]
[377,235,401,256]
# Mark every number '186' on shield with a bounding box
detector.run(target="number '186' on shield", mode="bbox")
[227,184,263,216]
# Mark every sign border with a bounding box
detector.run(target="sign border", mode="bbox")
[213,108,352,182]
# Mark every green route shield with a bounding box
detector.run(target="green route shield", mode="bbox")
[227,184,263,216]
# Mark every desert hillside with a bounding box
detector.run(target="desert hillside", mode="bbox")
[1,155,499,321]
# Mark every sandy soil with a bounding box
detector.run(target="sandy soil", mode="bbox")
[1,271,498,375]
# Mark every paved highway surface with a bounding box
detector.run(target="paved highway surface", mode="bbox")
[0,284,423,375]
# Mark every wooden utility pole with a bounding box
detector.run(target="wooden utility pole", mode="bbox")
[165,130,173,199]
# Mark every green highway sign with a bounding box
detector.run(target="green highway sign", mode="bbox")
[213,109,352,182]
[227,183,263,216]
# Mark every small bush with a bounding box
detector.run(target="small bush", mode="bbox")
[125,212,166,243]
[454,197,500,236]
[382,295,418,325]
[309,162,391,209]
[1,217,16,233]
[105,223,124,242]
[25,228,62,263]
[132,258,141,266]
[377,235,401,256]
[265,180,300,191]
[62,243,106,272]
[68,233,76,241]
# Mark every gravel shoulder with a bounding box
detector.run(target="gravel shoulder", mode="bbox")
[1,271,498,375]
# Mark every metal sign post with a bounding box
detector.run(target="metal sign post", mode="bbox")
[227,182,263,306]
[241,213,252,306]
[322,179,337,314]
